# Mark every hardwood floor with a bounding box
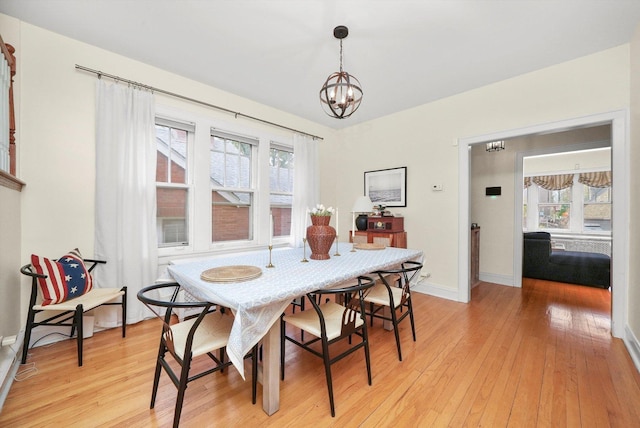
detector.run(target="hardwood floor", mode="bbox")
[1,279,639,427]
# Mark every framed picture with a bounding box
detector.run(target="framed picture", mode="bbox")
[364,166,407,207]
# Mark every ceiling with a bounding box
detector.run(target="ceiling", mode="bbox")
[2,0,640,130]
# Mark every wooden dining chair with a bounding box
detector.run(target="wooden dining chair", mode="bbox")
[280,276,375,417]
[137,282,258,428]
[363,260,423,361]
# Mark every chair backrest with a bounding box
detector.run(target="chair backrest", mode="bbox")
[307,276,375,338]
[375,260,423,305]
[137,282,214,359]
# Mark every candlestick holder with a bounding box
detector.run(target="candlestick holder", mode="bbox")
[266,245,275,268]
[301,238,309,262]
[334,235,341,256]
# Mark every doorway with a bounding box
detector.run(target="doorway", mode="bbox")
[458,111,627,338]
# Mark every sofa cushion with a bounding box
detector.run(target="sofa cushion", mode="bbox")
[549,251,610,269]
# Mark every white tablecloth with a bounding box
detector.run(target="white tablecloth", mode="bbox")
[167,244,423,378]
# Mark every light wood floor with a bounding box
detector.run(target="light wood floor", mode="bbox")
[1,279,639,427]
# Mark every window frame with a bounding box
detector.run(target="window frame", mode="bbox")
[155,105,293,259]
[269,143,294,239]
[155,117,194,252]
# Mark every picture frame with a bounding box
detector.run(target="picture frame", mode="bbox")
[364,166,407,207]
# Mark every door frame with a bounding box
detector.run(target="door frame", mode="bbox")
[458,110,628,338]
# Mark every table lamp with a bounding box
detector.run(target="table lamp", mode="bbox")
[352,195,373,231]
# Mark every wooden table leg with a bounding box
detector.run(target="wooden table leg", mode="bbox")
[261,319,280,415]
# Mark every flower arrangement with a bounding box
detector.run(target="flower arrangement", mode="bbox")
[310,204,335,216]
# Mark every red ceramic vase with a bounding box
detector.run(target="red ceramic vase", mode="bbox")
[307,215,336,260]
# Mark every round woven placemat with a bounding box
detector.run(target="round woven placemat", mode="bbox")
[355,243,386,250]
[200,265,262,283]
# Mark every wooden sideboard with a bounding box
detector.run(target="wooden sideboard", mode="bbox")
[349,216,407,248]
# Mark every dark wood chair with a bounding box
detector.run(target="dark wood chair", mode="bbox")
[280,276,375,416]
[363,260,423,361]
[137,282,257,428]
[20,259,126,366]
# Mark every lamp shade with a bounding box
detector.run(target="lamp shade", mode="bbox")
[352,195,373,213]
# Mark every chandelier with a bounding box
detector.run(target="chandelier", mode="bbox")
[486,140,505,152]
[319,26,363,119]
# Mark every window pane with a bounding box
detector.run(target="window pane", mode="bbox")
[270,147,294,237]
[584,185,612,232]
[538,187,571,204]
[210,135,254,243]
[210,136,252,189]
[538,204,570,229]
[212,191,253,241]
[156,124,187,184]
[157,187,188,246]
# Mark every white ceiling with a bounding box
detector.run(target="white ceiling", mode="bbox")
[2,0,640,129]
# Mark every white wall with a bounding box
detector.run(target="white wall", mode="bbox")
[328,45,630,295]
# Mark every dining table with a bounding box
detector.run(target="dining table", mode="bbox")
[167,243,424,415]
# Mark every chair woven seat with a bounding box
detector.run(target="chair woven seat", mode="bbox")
[283,301,364,341]
[168,311,233,359]
[33,287,124,311]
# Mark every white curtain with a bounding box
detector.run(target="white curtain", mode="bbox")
[94,80,158,325]
[290,134,319,246]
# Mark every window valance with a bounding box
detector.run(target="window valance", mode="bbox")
[531,174,574,190]
[524,171,612,190]
[578,171,612,188]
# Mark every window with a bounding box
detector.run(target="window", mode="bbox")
[537,187,571,230]
[270,145,294,238]
[156,118,192,247]
[210,130,256,243]
[583,185,611,232]
[155,106,295,256]
[523,171,611,235]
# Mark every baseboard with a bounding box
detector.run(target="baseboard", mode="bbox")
[412,280,459,301]
[479,272,514,287]
[623,325,640,374]
[0,330,24,411]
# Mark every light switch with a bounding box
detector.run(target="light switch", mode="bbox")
[432,184,443,191]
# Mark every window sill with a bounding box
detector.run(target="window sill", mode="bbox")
[0,170,25,192]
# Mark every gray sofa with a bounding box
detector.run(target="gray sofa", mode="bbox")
[523,232,611,289]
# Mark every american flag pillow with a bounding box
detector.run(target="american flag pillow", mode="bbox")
[30,248,94,306]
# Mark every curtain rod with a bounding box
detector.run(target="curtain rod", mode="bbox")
[75,64,323,141]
